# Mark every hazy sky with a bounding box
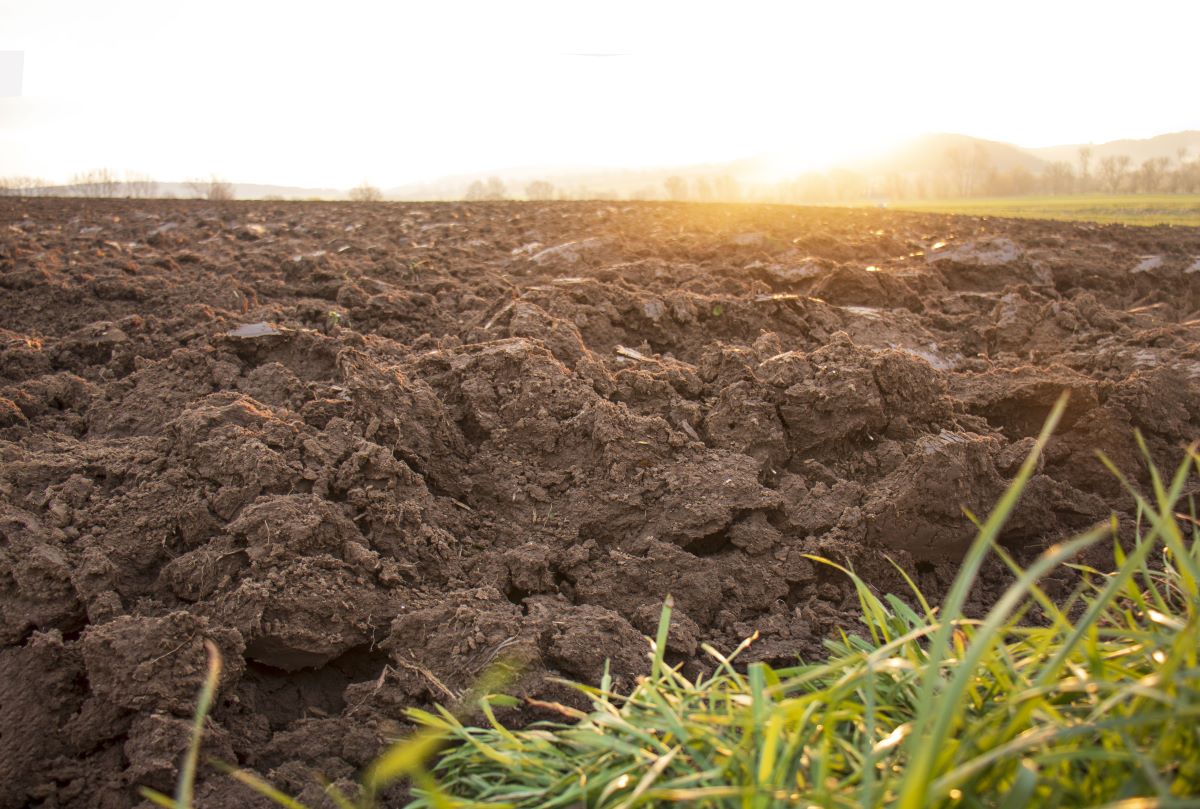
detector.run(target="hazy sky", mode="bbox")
[1,0,1197,188]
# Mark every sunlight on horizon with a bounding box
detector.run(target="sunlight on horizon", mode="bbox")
[1,0,1198,189]
[753,132,912,183]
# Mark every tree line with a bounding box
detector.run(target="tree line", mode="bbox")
[464,147,1200,203]
[0,169,161,198]
[4,148,1199,202]
[465,176,740,201]
[0,171,233,200]
[772,146,1200,203]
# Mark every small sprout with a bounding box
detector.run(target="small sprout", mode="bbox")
[711,303,724,317]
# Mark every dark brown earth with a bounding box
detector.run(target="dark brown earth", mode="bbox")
[2,198,1199,807]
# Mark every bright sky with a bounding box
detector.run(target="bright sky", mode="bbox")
[1,0,1197,189]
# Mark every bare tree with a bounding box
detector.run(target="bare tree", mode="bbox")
[68,172,87,195]
[942,147,970,196]
[937,146,994,197]
[1172,147,1191,191]
[524,180,554,200]
[663,175,688,201]
[1077,146,1093,193]
[1008,165,1036,195]
[966,143,993,196]
[465,177,507,201]
[827,168,868,200]
[100,169,120,197]
[71,168,120,197]
[1114,156,1132,190]
[0,176,49,196]
[882,171,907,200]
[464,180,486,201]
[1178,159,1200,193]
[1042,161,1075,195]
[713,174,741,202]
[1097,155,1130,193]
[1133,157,1170,193]
[483,177,507,200]
[779,171,831,203]
[186,175,235,201]
[348,181,383,202]
[123,171,159,198]
[1168,148,1194,192]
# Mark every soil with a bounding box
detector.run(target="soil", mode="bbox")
[2,198,1199,807]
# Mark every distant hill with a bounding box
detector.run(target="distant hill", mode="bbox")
[1026,131,1200,166]
[854,133,1046,175]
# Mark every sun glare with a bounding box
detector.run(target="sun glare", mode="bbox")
[754,130,911,183]
[1,1,1197,190]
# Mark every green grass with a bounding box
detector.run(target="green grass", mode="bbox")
[159,396,1200,807]
[887,194,1200,227]
[141,641,223,809]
